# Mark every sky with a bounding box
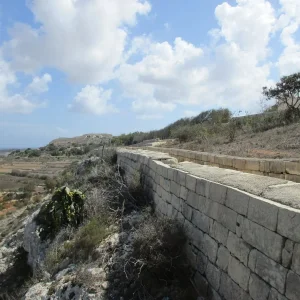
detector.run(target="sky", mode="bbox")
[0,0,299,148]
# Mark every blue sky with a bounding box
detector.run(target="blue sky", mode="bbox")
[0,0,299,148]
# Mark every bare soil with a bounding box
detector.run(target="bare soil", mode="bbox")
[162,123,300,159]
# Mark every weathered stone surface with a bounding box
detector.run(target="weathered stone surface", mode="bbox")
[210,221,228,246]
[248,196,278,231]
[203,234,218,263]
[277,207,300,243]
[236,214,244,238]
[268,288,288,300]
[182,203,193,221]
[186,174,198,191]
[217,204,237,232]
[192,210,210,233]
[187,190,200,209]
[225,188,249,216]
[286,271,300,300]
[194,272,208,296]
[180,185,188,199]
[197,251,208,274]
[206,262,221,291]
[227,232,251,265]
[285,162,300,176]
[171,194,182,211]
[216,245,230,272]
[208,288,222,300]
[174,169,187,186]
[282,239,294,269]
[291,243,300,276]
[208,182,227,204]
[250,250,287,294]
[249,273,270,300]
[170,180,181,198]
[219,272,251,300]
[242,218,284,262]
[228,255,250,291]
[196,178,209,197]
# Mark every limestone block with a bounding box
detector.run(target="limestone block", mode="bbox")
[219,271,252,300]
[268,288,288,300]
[180,186,188,199]
[161,178,171,193]
[198,195,208,214]
[196,178,209,197]
[167,168,175,181]
[222,156,234,168]
[249,273,271,300]
[186,174,198,192]
[217,245,230,272]
[170,181,181,198]
[161,188,171,203]
[286,271,300,300]
[285,162,300,176]
[174,169,187,186]
[185,243,197,266]
[171,194,182,211]
[192,210,210,233]
[204,198,221,220]
[236,214,244,238]
[291,243,300,275]
[182,203,193,221]
[249,249,287,294]
[197,250,208,274]
[208,154,216,163]
[233,157,246,170]
[208,288,222,300]
[270,161,285,174]
[208,182,227,204]
[156,185,162,197]
[187,190,200,209]
[193,272,208,296]
[225,188,249,216]
[281,239,294,269]
[242,218,284,262]
[203,234,218,263]
[206,261,221,291]
[228,255,250,291]
[277,207,300,243]
[285,174,300,183]
[248,196,278,231]
[217,204,237,233]
[227,232,252,265]
[184,219,195,240]
[245,159,260,171]
[201,153,209,162]
[260,160,271,173]
[209,220,228,246]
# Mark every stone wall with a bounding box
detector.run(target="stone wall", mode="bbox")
[117,148,300,300]
[140,146,300,183]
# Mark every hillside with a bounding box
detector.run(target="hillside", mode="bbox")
[50,133,112,147]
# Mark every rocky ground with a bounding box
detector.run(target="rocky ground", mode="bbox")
[161,123,300,159]
[0,154,199,300]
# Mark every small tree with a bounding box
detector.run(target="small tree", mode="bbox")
[263,72,300,117]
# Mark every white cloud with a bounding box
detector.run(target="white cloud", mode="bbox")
[0,53,46,114]
[27,73,52,94]
[4,0,151,84]
[69,85,118,115]
[118,0,276,116]
[276,0,300,76]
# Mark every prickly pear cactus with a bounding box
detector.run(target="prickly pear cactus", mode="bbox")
[35,186,85,240]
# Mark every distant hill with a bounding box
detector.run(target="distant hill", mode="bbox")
[49,133,113,147]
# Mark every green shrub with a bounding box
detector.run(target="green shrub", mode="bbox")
[35,187,85,240]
